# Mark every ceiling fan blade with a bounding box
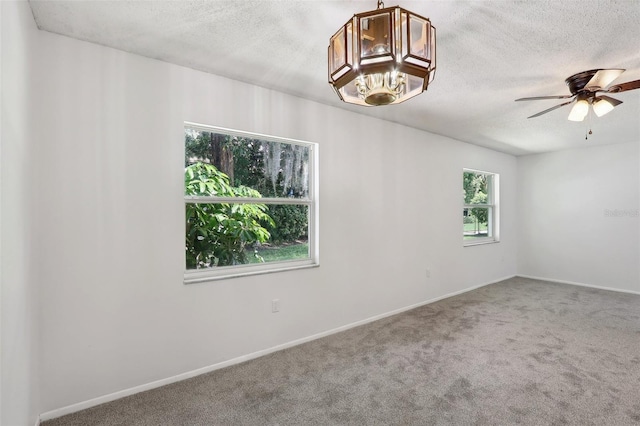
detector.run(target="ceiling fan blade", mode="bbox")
[515,95,573,101]
[527,100,574,119]
[606,79,640,93]
[597,95,623,106]
[584,69,625,91]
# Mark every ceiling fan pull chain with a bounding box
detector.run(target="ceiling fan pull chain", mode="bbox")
[583,107,591,140]
[585,110,589,140]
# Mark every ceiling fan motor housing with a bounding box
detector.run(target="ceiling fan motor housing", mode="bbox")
[565,69,600,94]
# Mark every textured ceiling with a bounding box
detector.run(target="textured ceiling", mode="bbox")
[29,0,640,155]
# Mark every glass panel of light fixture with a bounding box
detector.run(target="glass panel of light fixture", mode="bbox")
[402,74,425,100]
[346,22,353,69]
[360,13,392,58]
[400,12,409,58]
[338,82,369,106]
[351,17,359,62]
[428,68,436,84]
[330,27,346,74]
[409,15,429,59]
[430,26,437,70]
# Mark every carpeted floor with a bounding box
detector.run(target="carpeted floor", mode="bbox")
[43,277,640,425]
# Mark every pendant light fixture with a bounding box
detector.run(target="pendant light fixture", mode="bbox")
[328,0,436,106]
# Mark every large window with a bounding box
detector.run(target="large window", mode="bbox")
[184,123,318,282]
[463,169,499,245]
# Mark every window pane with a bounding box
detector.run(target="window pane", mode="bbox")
[463,171,490,205]
[186,203,309,270]
[463,207,490,239]
[185,129,310,199]
[463,169,498,244]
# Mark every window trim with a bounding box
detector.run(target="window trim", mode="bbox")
[463,168,500,247]
[183,122,319,283]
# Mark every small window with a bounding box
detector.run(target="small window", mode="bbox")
[463,169,499,246]
[184,123,318,283]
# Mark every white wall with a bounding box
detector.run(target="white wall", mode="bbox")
[1,1,41,425]
[3,2,516,419]
[12,1,640,420]
[518,141,640,292]
[32,23,517,415]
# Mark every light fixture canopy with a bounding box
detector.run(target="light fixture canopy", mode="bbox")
[328,1,436,106]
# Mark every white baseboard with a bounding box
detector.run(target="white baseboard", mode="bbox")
[39,274,515,422]
[516,274,640,296]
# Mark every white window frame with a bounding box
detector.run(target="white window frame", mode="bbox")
[463,168,499,247]
[184,122,319,283]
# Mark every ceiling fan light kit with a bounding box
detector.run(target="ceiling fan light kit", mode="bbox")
[515,69,640,122]
[592,98,614,117]
[328,0,436,106]
[567,95,589,121]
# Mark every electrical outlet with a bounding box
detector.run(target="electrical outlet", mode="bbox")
[271,299,280,313]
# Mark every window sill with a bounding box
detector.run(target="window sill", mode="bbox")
[463,238,500,247]
[184,259,319,284]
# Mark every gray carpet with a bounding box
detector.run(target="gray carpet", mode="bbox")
[43,277,640,425]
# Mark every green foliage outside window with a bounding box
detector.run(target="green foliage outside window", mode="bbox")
[266,205,308,244]
[469,192,488,225]
[185,130,309,245]
[185,163,274,268]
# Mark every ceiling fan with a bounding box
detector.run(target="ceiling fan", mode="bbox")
[515,69,640,121]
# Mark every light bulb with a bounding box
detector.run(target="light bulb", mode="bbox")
[568,99,589,122]
[593,98,615,117]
